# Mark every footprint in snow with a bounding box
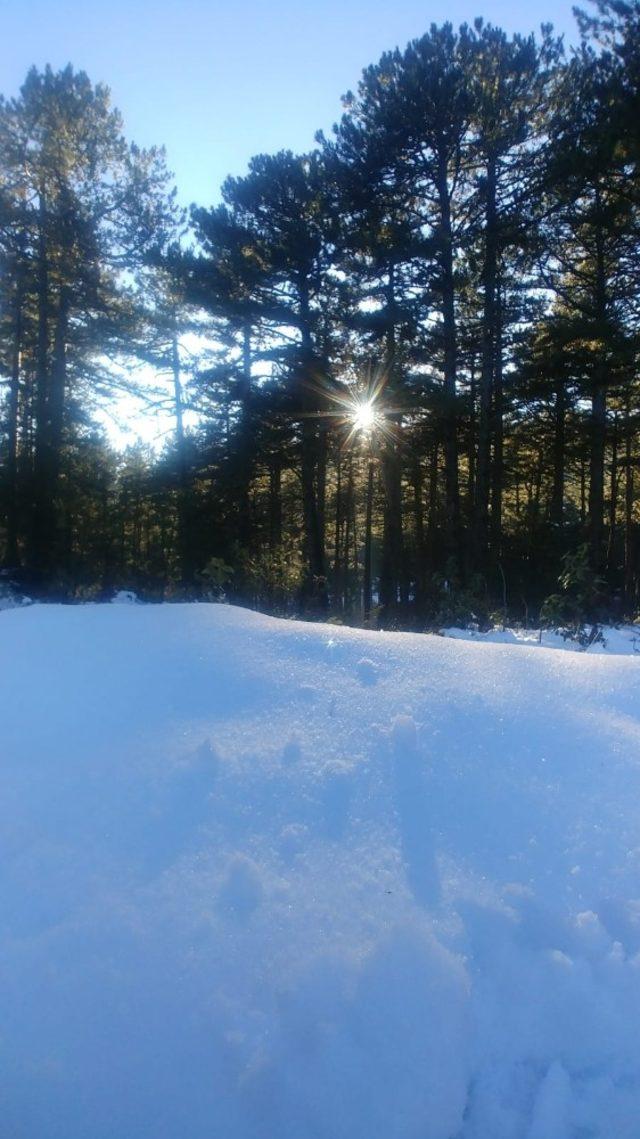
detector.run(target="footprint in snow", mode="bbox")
[282,735,302,765]
[217,854,264,920]
[356,658,378,686]
[193,737,220,777]
[320,760,355,838]
[391,714,441,908]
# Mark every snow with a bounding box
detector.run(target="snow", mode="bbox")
[110,589,140,604]
[2,602,640,1137]
[442,622,640,654]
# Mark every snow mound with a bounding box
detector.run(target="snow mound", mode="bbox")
[2,603,640,1138]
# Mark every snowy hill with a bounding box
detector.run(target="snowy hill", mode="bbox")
[2,603,640,1138]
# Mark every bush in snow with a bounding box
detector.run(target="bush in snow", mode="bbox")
[0,571,32,611]
[197,556,235,600]
[541,544,605,630]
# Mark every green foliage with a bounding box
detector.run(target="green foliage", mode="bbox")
[198,556,235,598]
[420,567,487,630]
[541,544,606,629]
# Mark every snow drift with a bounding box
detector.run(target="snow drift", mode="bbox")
[2,603,640,1138]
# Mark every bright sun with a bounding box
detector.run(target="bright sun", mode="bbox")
[352,399,377,433]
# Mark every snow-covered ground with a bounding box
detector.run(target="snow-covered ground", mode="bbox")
[2,603,640,1138]
[442,623,640,655]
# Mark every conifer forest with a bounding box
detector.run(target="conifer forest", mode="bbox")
[1,1,640,628]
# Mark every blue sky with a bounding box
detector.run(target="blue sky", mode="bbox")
[2,0,581,210]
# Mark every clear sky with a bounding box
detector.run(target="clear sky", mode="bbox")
[2,0,581,210]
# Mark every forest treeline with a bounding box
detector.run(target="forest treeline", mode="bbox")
[1,2,639,628]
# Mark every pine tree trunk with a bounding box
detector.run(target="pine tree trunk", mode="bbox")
[52,289,73,580]
[363,458,375,623]
[589,188,608,570]
[467,362,477,514]
[378,265,404,621]
[298,288,326,612]
[490,279,504,553]
[378,444,403,624]
[624,392,635,608]
[33,280,69,588]
[412,457,426,609]
[427,441,439,568]
[317,426,327,564]
[31,181,51,580]
[268,458,282,553]
[590,384,607,567]
[436,157,460,569]
[606,413,619,572]
[171,324,192,585]
[333,453,343,613]
[475,157,497,561]
[5,261,24,567]
[550,375,566,526]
